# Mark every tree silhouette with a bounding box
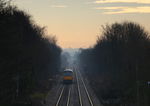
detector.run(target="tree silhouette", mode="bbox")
[0,1,62,104]
[78,21,150,106]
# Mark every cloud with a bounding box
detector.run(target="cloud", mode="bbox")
[93,6,150,14]
[27,1,32,4]
[10,1,21,5]
[87,0,150,4]
[50,5,67,7]
[93,7,124,9]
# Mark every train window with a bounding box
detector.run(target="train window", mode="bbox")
[63,73,67,76]
[69,72,72,76]
[63,71,72,76]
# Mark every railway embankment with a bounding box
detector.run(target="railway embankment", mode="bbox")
[28,74,61,106]
[45,76,63,106]
[88,74,121,106]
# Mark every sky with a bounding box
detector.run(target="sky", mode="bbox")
[12,0,150,49]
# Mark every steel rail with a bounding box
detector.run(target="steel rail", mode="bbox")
[55,85,65,106]
[67,85,71,106]
[67,63,72,106]
[75,66,83,106]
[76,65,94,106]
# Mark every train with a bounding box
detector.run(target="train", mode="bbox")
[62,69,73,83]
[73,60,76,64]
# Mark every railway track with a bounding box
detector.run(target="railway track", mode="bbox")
[55,85,72,106]
[75,65,82,106]
[74,65,94,106]
[55,65,72,106]
[45,63,102,106]
[54,64,95,106]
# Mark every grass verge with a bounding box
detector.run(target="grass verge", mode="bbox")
[29,91,50,99]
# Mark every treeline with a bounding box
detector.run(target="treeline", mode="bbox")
[0,0,62,104]
[78,21,150,106]
[61,52,70,69]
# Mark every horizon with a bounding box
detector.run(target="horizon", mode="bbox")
[62,47,79,56]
